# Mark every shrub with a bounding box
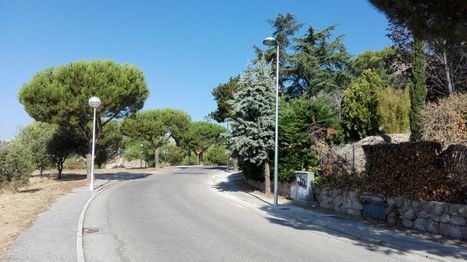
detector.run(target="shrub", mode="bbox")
[377,87,410,133]
[205,145,227,165]
[181,152,198,166]
[0,142,34,191]
[278,94,341,182]
[163,145,186,165]
[123,140,154,165]
[420,93,467,148]
[341,70,382,140]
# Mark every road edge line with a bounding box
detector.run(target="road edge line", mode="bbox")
[76,181,114,262]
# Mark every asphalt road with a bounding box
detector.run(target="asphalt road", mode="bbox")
[82,167,442,262]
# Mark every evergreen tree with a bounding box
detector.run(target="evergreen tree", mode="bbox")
[210,76,239,123]
[227,58,275,195]
[121,109,191,167]
[341,70,382,140]
[255,13,302,90]
[16,122,57,176]
[409,38,427,141]
[288,26,352,97]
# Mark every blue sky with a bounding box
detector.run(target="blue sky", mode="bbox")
[0,0,391,140]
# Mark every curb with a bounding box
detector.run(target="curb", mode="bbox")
[76,181,114,262]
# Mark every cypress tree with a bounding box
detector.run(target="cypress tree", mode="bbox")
[409,38,427,141]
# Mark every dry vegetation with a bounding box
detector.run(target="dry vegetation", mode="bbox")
[0,173,87,259]
[0,167,161,259]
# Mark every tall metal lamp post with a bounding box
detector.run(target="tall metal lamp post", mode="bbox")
[263,36,279,206]
[88,96,101,190]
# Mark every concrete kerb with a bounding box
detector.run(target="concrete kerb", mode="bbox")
[76,180,114,262]
[210,170,466,262]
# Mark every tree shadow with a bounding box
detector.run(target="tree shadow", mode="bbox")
[56,174,87,181]
[19,188,41,193]
[259,199,467,260]
[95,172,152,181]
[216,172,467,260]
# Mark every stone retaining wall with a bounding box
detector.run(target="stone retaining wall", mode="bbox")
[315,187,467,239]
[245,179,292,198]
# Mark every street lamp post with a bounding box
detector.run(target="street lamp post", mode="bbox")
[88,96,101,191]
[263,36,280,206]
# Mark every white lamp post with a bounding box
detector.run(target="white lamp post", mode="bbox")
[263,36,280,206]
[88,96,101,190]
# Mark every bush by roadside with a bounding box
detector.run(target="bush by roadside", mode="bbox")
[0,142,34,191]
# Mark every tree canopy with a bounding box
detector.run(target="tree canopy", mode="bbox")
[16,122,57,175]
[120,109,191,167]
[183,121,226,164]
[210,76,239,123]
[18,60,149,142]
[370,0,467,44]
[288,25,352,97]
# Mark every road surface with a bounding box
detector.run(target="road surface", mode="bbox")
[82,167,459,262]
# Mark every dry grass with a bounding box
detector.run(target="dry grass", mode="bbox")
[0,173,87,259]
[0,167,161,259]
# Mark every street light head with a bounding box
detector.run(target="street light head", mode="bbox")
[263,37,277,46]
[88,96,101,108]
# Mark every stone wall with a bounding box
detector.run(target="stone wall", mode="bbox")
[315,187,467,239]
[245,179,292,198]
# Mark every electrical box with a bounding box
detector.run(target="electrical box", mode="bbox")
[291,171,315,202]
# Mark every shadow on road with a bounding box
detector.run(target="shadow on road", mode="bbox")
[217,172,467,260]
[95,172,152,181]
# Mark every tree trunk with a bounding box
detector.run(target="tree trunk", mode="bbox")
[57,164,62,180]
[442,50,454,95]
[264,161,272,196]
[154,147,160,168]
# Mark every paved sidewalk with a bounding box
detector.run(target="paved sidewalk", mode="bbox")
[212,171,467,262]
[4,179,112,262]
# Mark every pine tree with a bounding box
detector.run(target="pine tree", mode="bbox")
[409,38,427,141]
[227,58,275,195]
[288,25,351,97]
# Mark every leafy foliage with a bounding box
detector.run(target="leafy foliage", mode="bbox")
[341,70,382,140]
[0,142,34,191]
[18,60,149,175]
[162,144,186,166]
[16,122,57,175]
[255,13,302,89]
[349,47,398,86]
[47,128,87,178]
[121,109,191,167]
[183,121,226,164]
[288,25,352,97]
[370,0,467,44]
[95,121,123,168]
[279,95,341,182]
[377,87,410,133]
[122,140,154,165]
[210,76,239,123]
[205,145,227,165]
